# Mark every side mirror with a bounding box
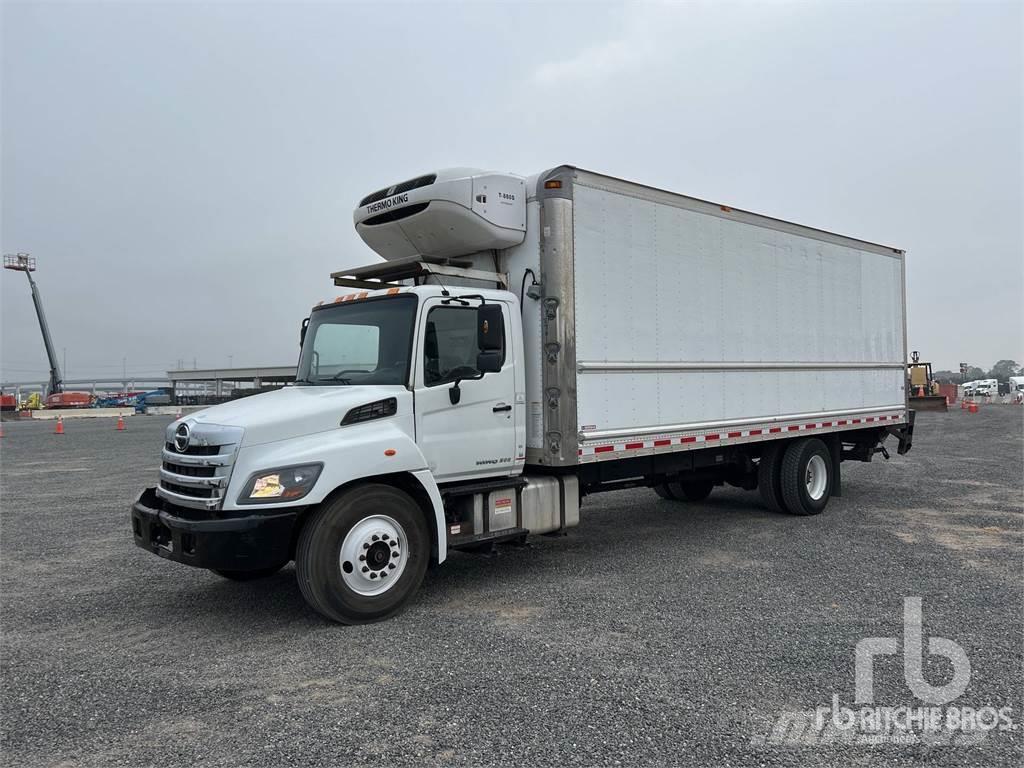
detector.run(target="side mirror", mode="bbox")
[477,304,503,351]
[477,350,502,373]
[300,317,310,347]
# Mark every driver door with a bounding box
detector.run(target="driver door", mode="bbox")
[414,298,517,482]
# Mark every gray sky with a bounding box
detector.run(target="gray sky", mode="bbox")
[2,1,1021,384]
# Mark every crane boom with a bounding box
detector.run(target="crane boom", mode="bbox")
[4,253,64,396]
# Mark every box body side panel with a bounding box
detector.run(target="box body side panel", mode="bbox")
[571,180,907,455]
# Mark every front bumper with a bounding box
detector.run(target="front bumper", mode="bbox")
[131,487,299,571]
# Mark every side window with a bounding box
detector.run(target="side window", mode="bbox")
[423,306,504,387]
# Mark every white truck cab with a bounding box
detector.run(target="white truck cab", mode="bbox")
[973,379,998,398]
[132,166,914,624]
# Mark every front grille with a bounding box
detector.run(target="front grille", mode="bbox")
[162,481,216,499]
[162,460,216,478]
[157,424,243,510]
[358,174,437,207]
[165,442,220,456]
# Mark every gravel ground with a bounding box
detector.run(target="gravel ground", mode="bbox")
[1,408,1021,767]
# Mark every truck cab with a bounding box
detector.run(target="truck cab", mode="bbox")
[133,169,576,624]
[295,285,525,485]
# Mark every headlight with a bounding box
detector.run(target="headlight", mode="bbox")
[238,464,323,504]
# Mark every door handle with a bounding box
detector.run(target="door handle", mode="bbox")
[492,404,512,412]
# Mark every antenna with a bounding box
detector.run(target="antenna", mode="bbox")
[422,263,451,297]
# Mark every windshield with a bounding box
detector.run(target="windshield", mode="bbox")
[296,295,417,386]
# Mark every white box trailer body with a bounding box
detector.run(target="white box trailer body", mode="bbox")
[499,167,908,467]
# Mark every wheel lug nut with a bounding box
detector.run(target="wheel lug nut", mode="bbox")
[361,566,369,573]
[372,534,379,541]
[388,563,396,569]
[381,534,389,541]
[390,541,398,547]
[362,543,369,550]
[359,555,366,561]
[370,573,377,579]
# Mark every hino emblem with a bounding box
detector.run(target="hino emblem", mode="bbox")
[174,422,191,453]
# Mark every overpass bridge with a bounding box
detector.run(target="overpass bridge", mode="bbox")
[2,365,296,400]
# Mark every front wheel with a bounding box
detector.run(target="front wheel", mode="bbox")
[295,484,429,624]
[780,438,833,516]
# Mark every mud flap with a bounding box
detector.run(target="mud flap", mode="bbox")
[886,410,915,455]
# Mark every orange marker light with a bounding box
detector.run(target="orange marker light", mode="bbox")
[544,180,562,189]
[384,449,396,457]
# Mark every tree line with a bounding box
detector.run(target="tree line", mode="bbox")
[931,359,1021,384]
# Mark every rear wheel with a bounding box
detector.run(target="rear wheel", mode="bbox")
[653,479,714,501]
[212,563,286,581]
[673,479,714,501]
[295,484,429,624]
[780,438,833,516]
[757,442,786,513]
[653,483,675,500]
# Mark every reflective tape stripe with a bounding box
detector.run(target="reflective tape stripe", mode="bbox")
[577,412,905,459]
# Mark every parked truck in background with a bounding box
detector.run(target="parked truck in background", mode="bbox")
[132,166,914,624]
[971,379,999,398]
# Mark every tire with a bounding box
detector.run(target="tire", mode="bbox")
[212,563,286,581]
[295,484,429,624]
[780,438,833,516]
[758,442,787,513]
[653,483,676,500]
[671,479,714,501]
[654,480,713,501]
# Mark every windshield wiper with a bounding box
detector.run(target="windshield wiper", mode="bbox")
[330,369,370,384]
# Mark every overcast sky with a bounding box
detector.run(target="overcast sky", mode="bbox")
[2,1,1021,384]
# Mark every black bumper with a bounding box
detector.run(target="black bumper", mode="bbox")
[131,487,299,571]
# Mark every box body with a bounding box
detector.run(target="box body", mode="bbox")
[508,167,908,467]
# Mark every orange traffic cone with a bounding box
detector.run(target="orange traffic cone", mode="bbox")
[961,398,967,409]
[116,415,126,431]
[54,416,65,435]
[968,401,979,414]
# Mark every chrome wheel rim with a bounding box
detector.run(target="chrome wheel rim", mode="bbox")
[339,514,408,596]
[805,454,828,501]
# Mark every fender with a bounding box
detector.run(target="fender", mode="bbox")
[222,414,447,562]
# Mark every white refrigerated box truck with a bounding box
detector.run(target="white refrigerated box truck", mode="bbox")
[132,166,914,623]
